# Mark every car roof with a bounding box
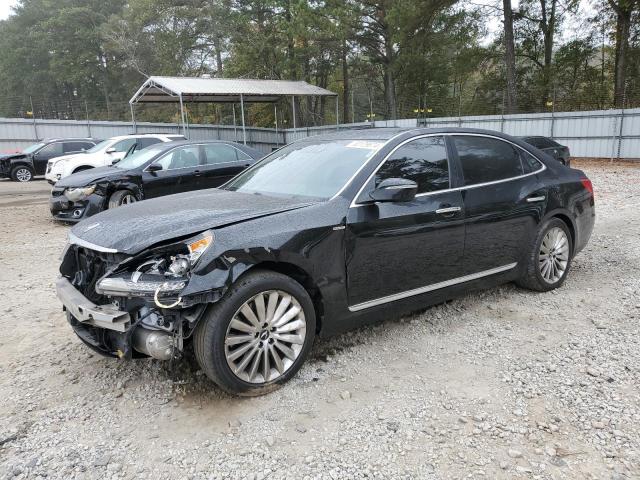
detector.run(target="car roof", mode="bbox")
[300,127,536,143]
[141,139,263,157]
[41,138,98,143]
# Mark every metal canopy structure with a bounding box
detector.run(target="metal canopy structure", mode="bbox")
[129,76,339,145]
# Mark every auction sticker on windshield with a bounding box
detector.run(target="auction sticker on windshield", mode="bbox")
[345,140,385,151]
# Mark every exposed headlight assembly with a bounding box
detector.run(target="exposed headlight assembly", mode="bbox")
[95,231,215,306]
[64,185,96,202]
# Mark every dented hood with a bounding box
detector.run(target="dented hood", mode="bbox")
[69,188,312,254]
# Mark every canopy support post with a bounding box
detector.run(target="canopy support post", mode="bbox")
[274,104,279,148]
[179,95,187,137]
[130,103,137,134]
[292,95,296,130]
[335,96,339,130]
[232,104,237,142]
[240,94,247,145]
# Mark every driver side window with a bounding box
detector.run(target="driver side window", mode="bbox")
[112,139,137,152]
[375,136,450,194]
[154,146,201,171]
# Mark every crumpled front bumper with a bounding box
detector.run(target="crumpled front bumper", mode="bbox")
[55,277,131,332]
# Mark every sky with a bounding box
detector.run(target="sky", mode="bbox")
[0,0,19,20]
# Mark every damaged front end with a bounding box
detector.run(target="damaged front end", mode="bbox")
[57,230,221,360]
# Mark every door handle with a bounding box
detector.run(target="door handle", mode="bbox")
[435,206,461,215]
[526,195,546,203]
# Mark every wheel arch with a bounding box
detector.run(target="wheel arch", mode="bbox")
[72,165,94,174]
[246,261,324,335]
[545,210,576,252]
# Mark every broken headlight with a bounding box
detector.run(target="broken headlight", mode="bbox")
[95,230,214,298]
[64,185,96,202]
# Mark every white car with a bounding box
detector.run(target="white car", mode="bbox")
[45,134,184,184]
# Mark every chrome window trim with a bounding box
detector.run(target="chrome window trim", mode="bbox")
[348,262,517,312]
[201,143,253,166]
[68,231,118,253]
[350,132,546,207]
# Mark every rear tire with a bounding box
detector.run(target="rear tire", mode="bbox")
[194,269,316,396]
[517,218,573,292]
[11,165,34,182]
[72,166,93,174]
[108,190,137,209]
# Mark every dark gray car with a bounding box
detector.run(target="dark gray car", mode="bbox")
[520,136,571,166]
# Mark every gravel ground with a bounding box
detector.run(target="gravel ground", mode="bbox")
[0,162,639,480]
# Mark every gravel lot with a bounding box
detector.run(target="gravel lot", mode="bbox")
[0,161,639,480]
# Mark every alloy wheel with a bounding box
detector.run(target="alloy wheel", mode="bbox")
[224,290,307,384]
[15,168,32,182]
[539,227,569,284]
[120,194,136,205]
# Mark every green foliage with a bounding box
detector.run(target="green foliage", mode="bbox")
[0,0,635,123]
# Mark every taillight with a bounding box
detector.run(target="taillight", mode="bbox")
[581,178,593,197]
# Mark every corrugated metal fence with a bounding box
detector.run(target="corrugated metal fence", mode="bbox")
[1,108,638,158]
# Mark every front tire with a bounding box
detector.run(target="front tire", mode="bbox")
[108,190,137,209]
[11,165,34,182]
[194,270,316,396]
[517,218,573,292]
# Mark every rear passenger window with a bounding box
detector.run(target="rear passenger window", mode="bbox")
[63,142,92,153]
[520,150,543,174]
[375,136,449,194]
[453,136,523,185]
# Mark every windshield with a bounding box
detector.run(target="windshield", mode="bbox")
[115,145,166,169]
[86,139,112,154]
[224,140,383,200]
[22,142,45,154]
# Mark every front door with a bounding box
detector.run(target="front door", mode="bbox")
[450,135,545,275]
[142,145,202,198]
[33,142,63,174]
[199,143,254,189]
[345,135,466,309]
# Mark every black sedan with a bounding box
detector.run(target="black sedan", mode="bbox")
[0,138,97,182]
[50,140,262,222]
[56,128,595,396]
[520,136,571,166]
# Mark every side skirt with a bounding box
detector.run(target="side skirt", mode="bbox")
[348,263,518,312]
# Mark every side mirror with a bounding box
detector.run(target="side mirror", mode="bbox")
[106,147,116,154]
[111,158,120,165]
[369,178,418,203]
[147,163,163,172]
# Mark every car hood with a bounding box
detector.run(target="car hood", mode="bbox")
[56,166,130,187]
[70,189,313,254]
[0,153,28,163]
[50,153,84,164]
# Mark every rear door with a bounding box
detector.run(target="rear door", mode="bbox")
[33,142,63,174]
[200,143,254,189]
[450,135,546,276]
[142,145,202,198]
[345,135,466,309]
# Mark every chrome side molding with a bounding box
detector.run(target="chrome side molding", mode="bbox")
[348,263,518,312]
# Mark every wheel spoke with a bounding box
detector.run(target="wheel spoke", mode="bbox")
[225,334,254,346]
[270,345,284,374]
[235,343,260,373]
[272,305,301,328]
[271,295,291,324]
[265,292,279,323]
[272,333,305,345]
[239,304,261,329]
[274,341,297,360]
[230,318,256,334]
[228,339,258,362]
[254,293,266,323]
[276,319,305,333]
[262,346,270,382]
[247,347,262,381]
